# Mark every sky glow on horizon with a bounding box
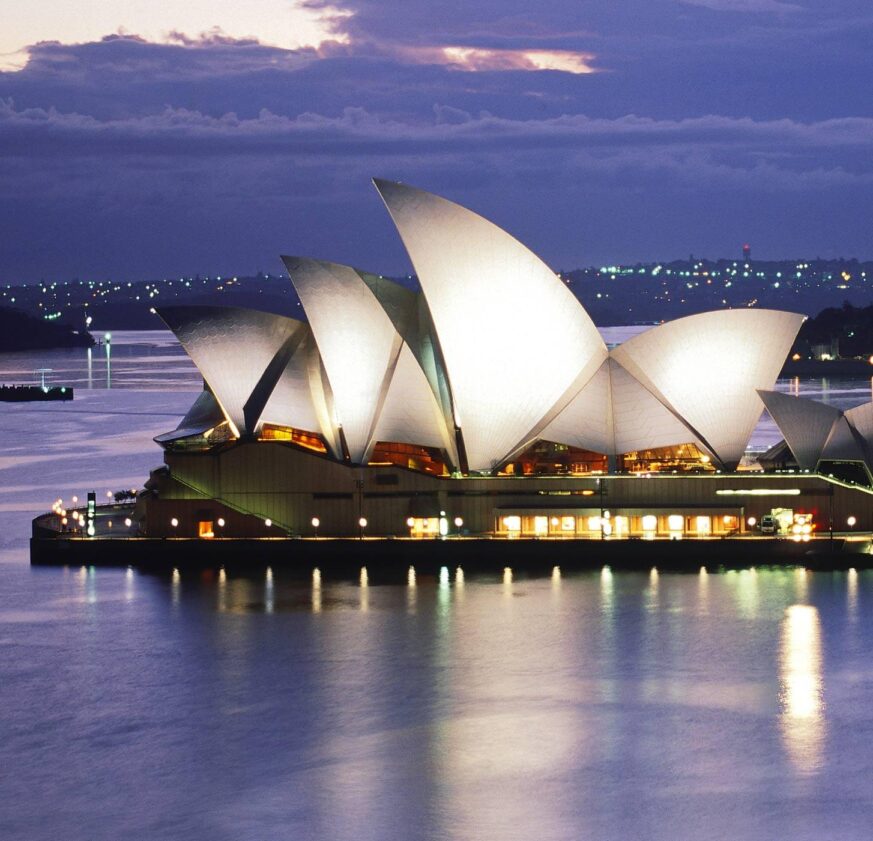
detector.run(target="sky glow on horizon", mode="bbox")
[0,1,337,70]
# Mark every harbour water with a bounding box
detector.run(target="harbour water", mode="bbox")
[2,333,873,840]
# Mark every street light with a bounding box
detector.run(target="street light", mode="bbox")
[358,516,367,540]
[311,516,320,538]
[847,515,857,527]
[170,517,178,528]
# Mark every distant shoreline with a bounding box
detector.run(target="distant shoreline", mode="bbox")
[780,359,873,377]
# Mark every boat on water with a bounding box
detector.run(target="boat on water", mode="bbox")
[0,369,73,402]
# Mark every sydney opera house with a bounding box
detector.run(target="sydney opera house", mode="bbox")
[136,180,873,540]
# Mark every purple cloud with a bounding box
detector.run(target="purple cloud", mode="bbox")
[2,0,873,282]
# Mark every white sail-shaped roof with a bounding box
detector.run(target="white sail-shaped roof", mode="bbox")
[538,359,612,455]
[258,332,325,443]
[609,359,704,455]
[539,358,704,457]
[283,256,458,466]
[374,179,607,471]
[611,309,804,467]
[845,402,873,443]
[757,390,841,469]
[283,257,401,463]
[368,343,454,456]
[822,416,865,462]
[158,306,307,437]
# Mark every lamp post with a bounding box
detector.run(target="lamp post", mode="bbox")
[311,517,320,538]
[358,517,367,540]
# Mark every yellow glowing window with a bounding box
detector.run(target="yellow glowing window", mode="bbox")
[641,515,657,531]
[587,516,601,531]
[695,515,711,535]
[667,515,684,531]
[198,521,214,538]
[502,516,521,532]
[561,516,576,532]
[533,516,549,536]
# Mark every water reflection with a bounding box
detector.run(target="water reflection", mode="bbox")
[645,566,659,612]
[551,565,561,590]
[312,567,322,613]
[600,566,614,616]
[104,338,112,388]
[265,567,274,614]
[171,567,180,605]
[779,604,825,774]
[735,567,760,619]
[125,566,135,602]
[698,566,708,615]
[217,567,227,612]
[794,567,809,603]
[406,566,416,613]
[848,568,858,620]
[502,566,513,594]
[359,566,369,612]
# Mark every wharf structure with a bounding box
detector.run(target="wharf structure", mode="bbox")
[37,180,873,559]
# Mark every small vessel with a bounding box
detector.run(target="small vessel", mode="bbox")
[0,369,73,402]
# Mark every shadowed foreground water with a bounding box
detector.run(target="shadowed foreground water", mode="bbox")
[2,564,873,840]
[2,335,873,839]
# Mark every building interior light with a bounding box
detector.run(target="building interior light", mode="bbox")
[717,489,801,496]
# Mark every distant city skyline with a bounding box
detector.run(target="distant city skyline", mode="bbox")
[2,1,873,282]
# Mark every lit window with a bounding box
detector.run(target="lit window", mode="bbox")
[502,516,521,533]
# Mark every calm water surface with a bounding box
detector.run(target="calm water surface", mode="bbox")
[2,333,873,840]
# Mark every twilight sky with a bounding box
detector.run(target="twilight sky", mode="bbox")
[2,0,872,283]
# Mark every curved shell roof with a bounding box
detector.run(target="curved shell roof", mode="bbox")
[158,305,308,437]
[160,182,805,475]
[611,309,805,468]
[375,178,607,471]
[758,390,841,469]
[283,256,456,464]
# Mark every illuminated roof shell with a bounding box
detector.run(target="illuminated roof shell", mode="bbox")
[611,309,805,468]
[375,178,607,471]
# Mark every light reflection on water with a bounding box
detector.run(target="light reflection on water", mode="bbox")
[779,604,825,775]
[1,564,872,838]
